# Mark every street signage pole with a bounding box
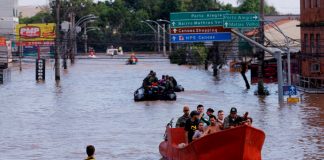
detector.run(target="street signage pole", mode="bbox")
[231,29,284,103]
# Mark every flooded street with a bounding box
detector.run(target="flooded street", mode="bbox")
[0,58,323,160]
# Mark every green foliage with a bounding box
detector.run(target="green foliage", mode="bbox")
[21,0,279,52]
[237,0,279,15]
[19,12,54,24]
[169,45,208,65]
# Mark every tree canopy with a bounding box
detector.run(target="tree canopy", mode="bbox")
[19,0,279,51]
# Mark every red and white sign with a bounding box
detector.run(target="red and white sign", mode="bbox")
[20,26,41,38]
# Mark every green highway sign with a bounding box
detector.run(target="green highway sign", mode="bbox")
[171,19,223,28]
[170,11,230,20]
[223,14,259,21]
[223,14,260,28]
[223,21,259,28]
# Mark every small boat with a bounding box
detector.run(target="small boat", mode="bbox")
[159,125,265,160]
[174,85,184,92]
[134,87,176,101]
[127,58,138,65]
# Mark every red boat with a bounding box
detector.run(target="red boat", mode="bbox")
[159,125,265,160]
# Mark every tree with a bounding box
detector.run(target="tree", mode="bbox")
[236,0,279,15]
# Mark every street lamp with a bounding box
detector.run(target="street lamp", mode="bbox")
[140,20,158,52]
[50,0,60,80]
[263,20,292,86]
[157,19,172,54]
[146,20,167,56]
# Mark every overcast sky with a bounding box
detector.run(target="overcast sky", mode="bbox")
[18,0,300,14]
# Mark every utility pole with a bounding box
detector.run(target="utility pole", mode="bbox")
[84,22,88,54]
[54,0,60,80]
[157,25,160,53]
[70,11,75,63]
[258,0,265,80]
[168,24,172,54]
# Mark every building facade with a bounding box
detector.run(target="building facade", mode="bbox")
[0,0,18,64]
[299,0,324,91]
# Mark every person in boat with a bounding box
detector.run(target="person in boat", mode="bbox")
[85,145,95,160]
[164,76,174,92]
[176,106,190,127]
[142,70,155,94]
[169,76,178,87]
[148,72,158,84]
[197,104,210,126]
[216,110,225,130]
[243,117,253,126]
[192,122,206,141]
[184,110,200,143]
[204,115,221,135]
[206,108,215,121]
[223,107,244,129]
[128,53,138,63]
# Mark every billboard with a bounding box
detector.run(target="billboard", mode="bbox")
[16,23,56,41]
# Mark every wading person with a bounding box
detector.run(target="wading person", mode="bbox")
[85,145,95,160]
[176,106,190,127]
[192,122,205,141]
[223,107,244,129]
[204,115,221,135]
[185,110,200,143]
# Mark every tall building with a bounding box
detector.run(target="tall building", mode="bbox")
[299,0,324,92]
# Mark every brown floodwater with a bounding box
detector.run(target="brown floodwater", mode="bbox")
[0,58,323,160]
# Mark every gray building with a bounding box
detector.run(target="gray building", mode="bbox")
[0,0,18,64]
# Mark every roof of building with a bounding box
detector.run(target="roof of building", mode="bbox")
[245,17,301,54]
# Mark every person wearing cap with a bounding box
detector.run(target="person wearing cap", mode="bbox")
[85,145,95,160]
[184,110,200,143]
[206,108,215,121]
[176,106,191,127]
[223,107,244,129]
[197,105,210,126]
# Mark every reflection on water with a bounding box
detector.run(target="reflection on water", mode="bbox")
[0,59,323,160]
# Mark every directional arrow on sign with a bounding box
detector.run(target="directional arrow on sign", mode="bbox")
[172,36,176,41]
[172,21,176,27]
[253,15,258,20]
[173,28,177,33]
[224,22,228,28]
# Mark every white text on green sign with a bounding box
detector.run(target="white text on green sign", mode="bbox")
[223,21,259,28]
[170,11,230,20]
[223,14,259,21]
[171,19,223,28]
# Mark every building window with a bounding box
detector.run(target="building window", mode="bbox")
[304,33,308,52]
[310,34,315,53]
[311,63,320,73]
[316,34,320,53]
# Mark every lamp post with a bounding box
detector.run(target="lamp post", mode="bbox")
[140,20,158,52]
[157,19,171,54]
[146,20,167,56]
[264,20,292,86]
[53,0,60,80]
